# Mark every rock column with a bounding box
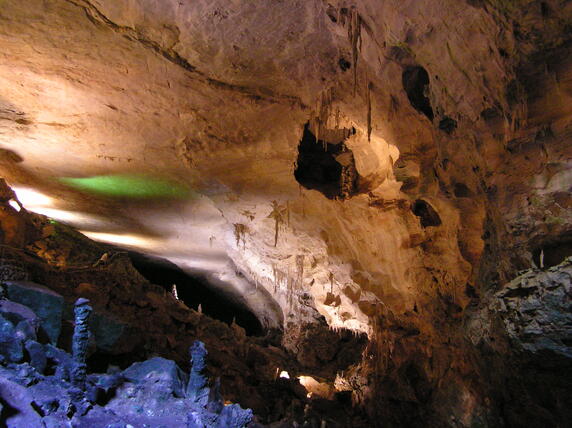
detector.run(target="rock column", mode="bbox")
[187,340,210,406]
[71,297,92,389]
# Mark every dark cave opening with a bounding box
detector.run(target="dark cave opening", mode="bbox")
[128,252,264,336]
[294,123,357,199]
[412,199,442,228]
[402,66,434,121]
[532,240,572,269]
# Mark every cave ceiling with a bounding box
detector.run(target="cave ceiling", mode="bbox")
[1,0,572,335]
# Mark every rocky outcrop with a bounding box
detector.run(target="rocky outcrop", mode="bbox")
[496,259,572,360]
[0,309,255,428]
[465,257,572,427]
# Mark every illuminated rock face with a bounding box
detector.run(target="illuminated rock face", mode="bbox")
[1,0,572,425]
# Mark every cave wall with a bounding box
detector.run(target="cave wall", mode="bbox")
[1,0,572,426]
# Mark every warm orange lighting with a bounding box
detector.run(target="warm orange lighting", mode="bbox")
[298,375,335,399]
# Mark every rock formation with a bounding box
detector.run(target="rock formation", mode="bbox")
[0,288,255,427]
[0,0,571,426]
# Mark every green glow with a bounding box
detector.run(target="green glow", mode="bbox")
[59,175,191,199]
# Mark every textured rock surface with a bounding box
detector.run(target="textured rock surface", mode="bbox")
[123,356,189,399]
[496,258,572,359]
[0,0,572,426]
[0,300,39,363]
[0,224,366,424]
[0,325,255,427]
[3,281,64,344]
[464,257,572,427]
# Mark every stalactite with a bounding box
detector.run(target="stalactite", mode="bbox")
[296,254,304,289]
[272,264,288,294]
[313,87,335,150]
[348,7,362,95]
[366,81,373,141]
[287,264,293,298]
[233,223,247,249]
[272,263,278,293]
[268,200,286,247]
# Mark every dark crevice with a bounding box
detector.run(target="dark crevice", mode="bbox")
[402,66,434,120]
[339,57,351,71]
[404,363,432,403]
[44,359,58,376]
[294,123,358,200]
[95,387,118,407]
[438,116,457,134]
[128,252,264,336]
[541,2,551,17]
[412,200,442,228]
[87,351,144,373]
[453,183,473,198]
[326,5,338,22]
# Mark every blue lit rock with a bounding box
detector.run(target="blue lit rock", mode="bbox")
[4,281,64,344]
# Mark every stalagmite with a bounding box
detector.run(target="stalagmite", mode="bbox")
[187,340,210,406]
[71,297,92,390]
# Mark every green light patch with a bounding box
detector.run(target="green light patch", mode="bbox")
[59,175,191,199]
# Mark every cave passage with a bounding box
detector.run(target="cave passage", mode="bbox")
[128,252,264,336]
[294,123,357,199]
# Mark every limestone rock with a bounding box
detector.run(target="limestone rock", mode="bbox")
[0,0,571,426]
[0,314,24,363]
[123,357,189,398]
[496,257,572,361]
[187,341,210,406]
[4,281,64,344]
[0,300,39,363]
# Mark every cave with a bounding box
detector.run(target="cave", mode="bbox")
[1,1,572,427]
[128,252,264,336]
[294,123,357,199]
[402,66,434,120]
